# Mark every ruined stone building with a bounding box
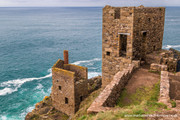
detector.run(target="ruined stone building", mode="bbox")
[51,5,179,115]
[26,5,180,119]
[102,5,166,86]
[87,5,180,114]
[51,50,88,116]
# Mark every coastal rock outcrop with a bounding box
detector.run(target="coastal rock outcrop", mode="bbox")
[25,76,102,119]
[25,96,69,120]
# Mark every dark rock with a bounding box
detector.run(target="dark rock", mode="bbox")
[88,76,102,93]
[38,106,51,114]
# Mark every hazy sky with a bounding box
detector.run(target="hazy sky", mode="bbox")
[0,0,179,7]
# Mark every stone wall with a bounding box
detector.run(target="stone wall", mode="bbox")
[169,74,180,100]
[146,49,179,72]
[102,57,132,86]
[159,71,171,106]
[51,59,88,116]
[148,63,171,105]
[133,6,165,59]
[64,64,88,80]
[51,66,76,116]
[161,52,178,72]
[102,5,165,87]
[150,63,167,72]
[102,5,134,59]
[53,59,64,68]
[75,79,88,112]
[87,64,137,114]
[102,5,134,87]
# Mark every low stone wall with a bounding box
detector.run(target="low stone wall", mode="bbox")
[149,63,171,105]
[169,74,180,100]
[64,64,88,80]
[159,71,170,106]
[150,63,167,72]
[87,64,136,114]
[146,49,179,72]
[53,59,64,68]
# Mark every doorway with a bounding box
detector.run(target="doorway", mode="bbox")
[119,34,127,57]
[142,31,147,59]
[177,60,180,72]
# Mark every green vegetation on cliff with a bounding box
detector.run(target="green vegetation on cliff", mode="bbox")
[75,81,169,120]
[25,96,69,120]
[26,80,173,120]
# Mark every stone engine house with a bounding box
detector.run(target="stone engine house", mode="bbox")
[25,5,180,119]
[50,5,180,117]
[51,50,88,116]
[102,5,166,86]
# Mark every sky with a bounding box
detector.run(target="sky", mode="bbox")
[0,0,179,7]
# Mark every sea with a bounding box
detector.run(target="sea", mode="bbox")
[0,7,180,120]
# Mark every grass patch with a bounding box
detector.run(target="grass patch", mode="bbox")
[78,115,87,120]
[150,82,160,101]
[170,100,176,108]
[116,81,168,117]
[116,88,128,107]
[146,101,167,110]
[148,70,160,74]
[72,88,102,120]
[75,81,169,120]
[116,81,160,107]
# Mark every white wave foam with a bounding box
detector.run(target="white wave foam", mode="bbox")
[0,88,18,96]
[35,83,43,90]
[47,68,52,73]
[166,19,180,22]
[71,58,102,78]
[0,69,52,96]
[20,105,35,119]
[72,58,101,65]
[163,45,180,49]
[88,72,101,79]
[1,116,7,120]
[26,106,34,113]
[0,58,101,96]
[47,87,52,94]
[88,67,99,70]
[166,16,180,18]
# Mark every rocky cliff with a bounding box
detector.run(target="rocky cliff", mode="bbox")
[25,76,102,120]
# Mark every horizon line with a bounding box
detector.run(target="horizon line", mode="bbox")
[0,6,180,8]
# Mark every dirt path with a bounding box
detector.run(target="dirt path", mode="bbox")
[125,65,160,94]
[116,65,160,106]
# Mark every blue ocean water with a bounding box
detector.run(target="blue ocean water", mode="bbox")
[0,7,180,120]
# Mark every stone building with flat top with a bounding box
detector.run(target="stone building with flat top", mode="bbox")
[102,5,166,86]
[51,50,88,116]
